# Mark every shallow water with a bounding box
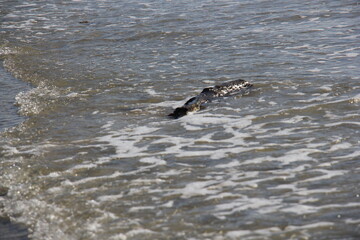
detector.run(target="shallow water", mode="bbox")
[1,0,360,239]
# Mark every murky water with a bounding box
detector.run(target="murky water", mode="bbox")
[1,0,360,239]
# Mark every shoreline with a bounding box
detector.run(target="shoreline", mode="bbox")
[0,59,30,239]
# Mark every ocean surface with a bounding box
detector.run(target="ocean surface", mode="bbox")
[1,0,360,239]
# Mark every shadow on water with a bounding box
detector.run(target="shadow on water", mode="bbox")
[0,217,29,240]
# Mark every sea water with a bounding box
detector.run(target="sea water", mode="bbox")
[0,0,360,239]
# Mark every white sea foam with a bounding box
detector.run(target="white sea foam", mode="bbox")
[125,229,156,238]
[128,206,155,212]
[299,169,347,183]
[226,222,334,239]
[177,180,219,198]
[139,157,166,165]
[242,148,318,165]
[308,68,322,72]
[346,53,359,57]
[70,171,123,185]
[96,193,125,202]
[214,196,283,218]
[328,142,353,151]
[145,88,158,96]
